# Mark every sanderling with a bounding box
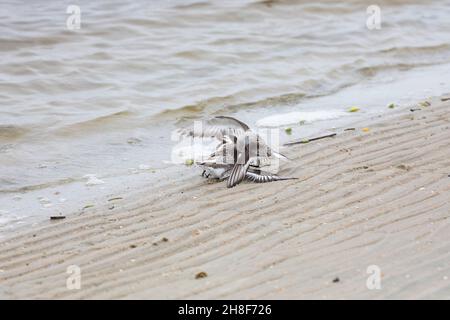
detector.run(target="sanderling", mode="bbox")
[180,116,296,188]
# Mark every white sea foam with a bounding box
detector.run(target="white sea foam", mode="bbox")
[84,174,105,186]
[257,111,347,128]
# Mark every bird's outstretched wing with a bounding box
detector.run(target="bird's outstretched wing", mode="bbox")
[177,116,250,140]
[227,152,251,188]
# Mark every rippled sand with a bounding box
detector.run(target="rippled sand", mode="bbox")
[0,96,449,299]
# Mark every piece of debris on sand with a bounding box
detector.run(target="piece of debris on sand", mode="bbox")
[195,271,208,279]
[50,215,66,220]
[396,164,412,171]
[152,237,169,246]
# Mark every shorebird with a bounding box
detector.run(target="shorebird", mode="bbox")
[179,116,296,188]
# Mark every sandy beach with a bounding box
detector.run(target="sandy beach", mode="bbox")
[1,95,449,299]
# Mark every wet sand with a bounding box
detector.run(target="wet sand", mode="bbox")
[1,96,450,299]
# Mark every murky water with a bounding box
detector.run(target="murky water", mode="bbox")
[1,0,450,230]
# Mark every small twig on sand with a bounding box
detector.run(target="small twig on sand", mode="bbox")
[344,128,356,131]
[284,133,337,146]
[410,108,421,112]
[108,197,123,202]
[50,216,66,220]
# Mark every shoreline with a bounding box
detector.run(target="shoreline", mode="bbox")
[1,94,450,299]
[2,61,450,235]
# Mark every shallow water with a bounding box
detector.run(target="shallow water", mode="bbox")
[1,0,450,231]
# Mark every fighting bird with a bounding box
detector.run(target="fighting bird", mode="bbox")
[178,116,296,188]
